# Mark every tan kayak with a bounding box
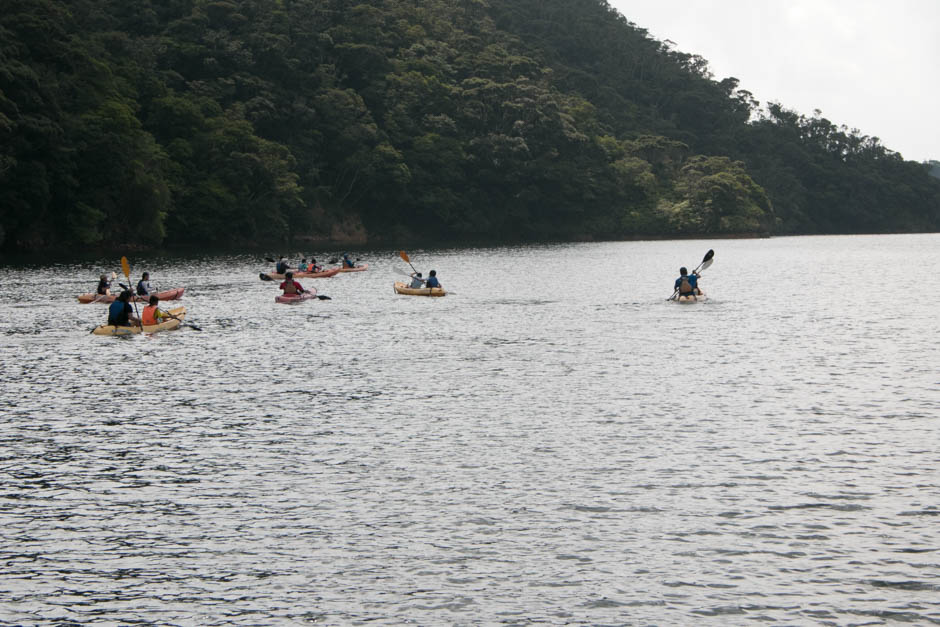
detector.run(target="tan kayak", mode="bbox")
[92,307,186,335]
[676,292,707,303]
[393,282,446,297]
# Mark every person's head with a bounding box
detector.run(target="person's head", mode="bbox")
[679,267,688,276]
[286,271,293,279]
[142,272,149,280]
[429,270,437,277]
[311,258,316,264]
[100,274,107,281]
[149,295,159,305]
[301,259,306,263]
[415,272,422,277]
[118,290,132,302]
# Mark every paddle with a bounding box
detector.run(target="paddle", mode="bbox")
[668,249,714,301]
[161,310,201,331]
[398,250,419,274]
[120,256,143,328]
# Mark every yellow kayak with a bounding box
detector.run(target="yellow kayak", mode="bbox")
[92,307,186,336]
[393,282,446,297]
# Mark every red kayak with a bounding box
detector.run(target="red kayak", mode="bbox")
[275,288,318,304]
[260,268,341,281]
[78,287,185,304]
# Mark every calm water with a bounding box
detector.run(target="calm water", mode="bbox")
[1,234,938,625]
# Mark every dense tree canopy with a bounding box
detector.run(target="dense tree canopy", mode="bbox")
[0,0,937,251]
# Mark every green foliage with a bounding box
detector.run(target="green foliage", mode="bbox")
[0,0,937,251]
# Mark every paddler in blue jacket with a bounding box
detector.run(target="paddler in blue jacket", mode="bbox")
[674,267,701,297]
[426,270,442,289]
[107,290,140,327]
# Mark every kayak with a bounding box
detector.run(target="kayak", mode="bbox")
[275,289,318,304]
[393,281,446,297]
[260,268,341,281]
[92,307,186,336]
[336,263,368,273]
[78,287,185,304]
[676,291,707,304]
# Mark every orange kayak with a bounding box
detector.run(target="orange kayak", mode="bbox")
[78,287,185,304]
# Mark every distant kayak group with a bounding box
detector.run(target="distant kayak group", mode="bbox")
[86,248,712,335]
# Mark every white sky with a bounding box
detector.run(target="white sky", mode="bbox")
[608,0,940,162]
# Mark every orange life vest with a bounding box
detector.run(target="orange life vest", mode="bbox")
[142,305,161,325]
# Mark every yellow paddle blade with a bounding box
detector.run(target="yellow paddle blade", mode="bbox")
[121,256,130,279]
[398,250,410,263]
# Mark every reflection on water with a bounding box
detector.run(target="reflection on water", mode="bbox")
[1,234,938,624]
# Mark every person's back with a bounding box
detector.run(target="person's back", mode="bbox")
[409,272,424,289]
[108,292,133,326]
[343,255,355,268]
[279,272,303,295]
[426,270,440,289]
[137,272,152,296]
[674,267,693,296]
[275,258,289,274]
[97,275,111,295]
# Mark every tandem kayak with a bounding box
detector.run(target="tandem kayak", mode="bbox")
[275,290,318,304]
[393,282,446,297]
[676,292,707,303]
[78,287,185,304]
[336,264,368,273]
[92,307,186,336]
[260,268,341,281]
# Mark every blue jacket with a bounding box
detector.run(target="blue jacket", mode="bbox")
[108,301,133,326]
[426,276,440,288]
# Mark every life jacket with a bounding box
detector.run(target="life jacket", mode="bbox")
[679,276,693,294]
[108,301,130,326]
[281,280,300,294]
[142,305,159,325]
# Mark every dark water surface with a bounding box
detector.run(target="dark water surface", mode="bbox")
[1,234,938,625]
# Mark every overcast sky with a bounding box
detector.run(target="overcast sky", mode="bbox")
[608,0,940,162]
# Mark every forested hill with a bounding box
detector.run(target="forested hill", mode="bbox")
[2,0,938,252]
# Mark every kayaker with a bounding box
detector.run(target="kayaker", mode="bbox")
[674,267,701,298]
[279,272,306,295]
[409,272,425,289]
[310,258,322,273]
[141,295,169,326]
[96,274,112,296]
[426,270,442,289]
[275,257,290,274]
[137,272,154,296]
[299,259,308,272]
[107,290,140,327]
[342,253,356,268]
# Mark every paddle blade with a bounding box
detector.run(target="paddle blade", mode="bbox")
[699,259,714,273]
[317,295,332,300]
[265,257,276,263]
[121,256,130,279]
[398,250,411,263]
[259,272,272,281]
[702,249,714,263]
